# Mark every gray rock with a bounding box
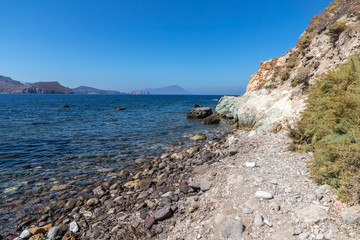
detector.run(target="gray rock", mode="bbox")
[159,162,167,170]
[305,53,315,60]
[189,133,207,141]
[19,230,31,239]
[69,220,79,233]
[254,213,264,226]
[154,203,172,221]
[193,164,209,174]
[299,232,310,240]
[295,205,328,223]
[221,221,244,240]
[255,191,273,199]
[341,205,360,224]
[155,226,163,233]
[242,207,253,214]
[47,226,62,239]
[200,179,211,191]
[186,107,213,119]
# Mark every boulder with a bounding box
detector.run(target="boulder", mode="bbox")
[59,105,69,108]
[202,113,221,124]
[341,205,360,224]
[221,221,244,240]
[189,133,207,141]
[114,107,127,111]
[186,107,213,119]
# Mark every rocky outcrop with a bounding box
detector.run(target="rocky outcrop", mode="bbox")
[186,107,213,119]
[216,0,360,132]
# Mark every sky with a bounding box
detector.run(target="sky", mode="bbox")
[0,0,332,95]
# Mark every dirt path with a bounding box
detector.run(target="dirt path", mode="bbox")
[168,130,359,240]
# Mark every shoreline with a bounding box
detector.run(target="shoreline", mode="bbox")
[3,128,360,240]
[2,124,231,239]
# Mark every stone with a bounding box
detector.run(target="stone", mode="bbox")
[154,203,172,221]
[86,198,99,206]
[69,221,79,233]
[255,191,273,199]
[64,199,77,210]
[179,181,189,194]
[186,107,213,119]
[200,179,211,191]
[155,226,163,234]
[245,162,256,168]
[59,105,69,108]
[340,205,360,224]
[254,213,264,226]
[305,53,315,60]
[221,221,244,240]
[295,205,328,223]
[189,133,207,141]
[242,207,253,214]
[158,162,167,170]
[29,234,43,240]
[202,113,221,124]
[139,180,152,190]
[299,232,310,240]
[244,198,261,210]
[144,216,155,229]
[315,233,324,239]
[193,164,209,174]
[20,230,31,239]
[50,184,70,191]
[47,227,62,240]
[29,224,52,235]
[92,186,105,197]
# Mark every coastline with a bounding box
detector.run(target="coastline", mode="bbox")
[4,127,360,240]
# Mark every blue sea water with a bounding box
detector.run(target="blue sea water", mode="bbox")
[0,94,230,233]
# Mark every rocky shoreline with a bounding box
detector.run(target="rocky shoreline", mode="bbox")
[3,123,360,240]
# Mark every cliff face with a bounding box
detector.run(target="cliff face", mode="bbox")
[216,0,360,132]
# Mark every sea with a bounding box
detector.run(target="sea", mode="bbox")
[0,94,231,235]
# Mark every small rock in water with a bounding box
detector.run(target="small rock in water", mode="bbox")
[189,133,207,141]
[200,179,211,191]
[19,230,31,239]
[158,162,167,170]
[255,191,273,199]
[47,227,62,239]
[221,221,244,240]
[92,186,105,197]
[69,221,79,233]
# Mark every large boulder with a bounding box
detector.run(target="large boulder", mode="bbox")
[186,107,213,119]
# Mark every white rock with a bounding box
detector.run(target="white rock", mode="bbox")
[295,205,328,223]
[254,213,264,226]
[245,162,256,168]
[299,232,310,240]
[255,191,273,199]
[70,220,79,233]
[19,230,31,239]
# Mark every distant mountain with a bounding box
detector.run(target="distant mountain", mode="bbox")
[0,75,73,94]
[143,85,190,95]
[72,86,125,94]
[0,75,24,93]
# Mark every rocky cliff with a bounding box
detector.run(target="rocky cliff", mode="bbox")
[216,0,360,132]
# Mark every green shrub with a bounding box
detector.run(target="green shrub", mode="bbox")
[291,68,310,87]
[291,53,360,203]
[297,34,312,55]
[326,20,348,43]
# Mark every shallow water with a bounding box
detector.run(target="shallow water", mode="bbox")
[0,94,230,234]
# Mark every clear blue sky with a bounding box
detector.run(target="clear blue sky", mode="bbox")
[0,0,332,94]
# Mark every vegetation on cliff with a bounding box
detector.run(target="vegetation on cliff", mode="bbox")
[291,53,360,203]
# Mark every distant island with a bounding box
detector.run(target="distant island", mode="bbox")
[0,75,73,94]
[0,75,191,95]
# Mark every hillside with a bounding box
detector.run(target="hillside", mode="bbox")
[0,75,26,93]
[72,86,124,94]
[216,0,360,202]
